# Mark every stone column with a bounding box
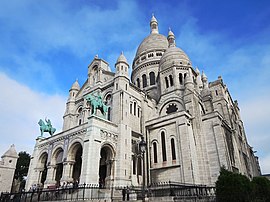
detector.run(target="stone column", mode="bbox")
[61,161,74,182]
[44,165,57,187]
[36,168,44,185]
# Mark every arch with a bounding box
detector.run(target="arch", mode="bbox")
[165,77,169,88]
[149,72,155,85]
[142,74,147,88]
[159,99,185,116]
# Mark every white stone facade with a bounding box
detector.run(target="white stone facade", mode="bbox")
[26,16,260,190]
[0,145,18,193]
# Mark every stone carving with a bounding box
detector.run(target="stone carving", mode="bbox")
[100,130,118,142]
[38,118,56,137]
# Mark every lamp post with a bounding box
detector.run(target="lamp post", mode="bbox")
[139,136,147,202]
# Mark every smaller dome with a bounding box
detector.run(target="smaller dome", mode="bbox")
[71,80,80,91]
[2,144,18,158]
[116,52,128,64]
[159,46,191,71]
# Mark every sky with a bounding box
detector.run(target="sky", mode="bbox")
[0,0,270,174]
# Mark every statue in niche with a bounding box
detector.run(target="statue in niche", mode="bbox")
[38,118,56,137]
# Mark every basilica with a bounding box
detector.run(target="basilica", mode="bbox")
[26,16,260,190]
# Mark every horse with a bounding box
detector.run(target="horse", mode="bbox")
[38,119,56,137]
[85,94,108,117]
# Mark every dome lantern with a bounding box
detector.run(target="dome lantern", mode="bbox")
[150,14,159,34]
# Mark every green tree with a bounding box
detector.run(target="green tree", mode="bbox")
[14,151,31,189]
[251,176,270,202]
[216,167,252,202]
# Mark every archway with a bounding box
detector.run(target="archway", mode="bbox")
[99,145,114,187]
[72,144,83,183]
[54,148,64,186]
[39,152,48,185]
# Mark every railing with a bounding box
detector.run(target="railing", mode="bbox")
[0,181,216,202]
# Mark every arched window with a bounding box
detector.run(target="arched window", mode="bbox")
[78,107,83,125]
[161,132,167,162]
[169,75,174,86]
[134,102,136,116]
[137,78,140,88]
[142,74,147,88]
[149,72,155,85]
[107,107,111,121]
[165,77,169,88]
[171,138,176,160]
[179,73,183,85]
[132,155,136,174]
[137,157,142,175]
[153,142,158,163]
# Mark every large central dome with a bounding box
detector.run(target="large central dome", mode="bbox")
[135,33,168,58]
[132,15,169,71]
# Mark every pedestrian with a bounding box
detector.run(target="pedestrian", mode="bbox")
[122,187,126,201]
[126,186,130,201]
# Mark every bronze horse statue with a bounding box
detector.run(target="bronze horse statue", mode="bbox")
[85,94,108,117]
[38,119,56,137]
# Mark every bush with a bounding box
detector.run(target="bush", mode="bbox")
[216,167,252,202]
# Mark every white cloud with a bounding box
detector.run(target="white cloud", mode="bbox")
[0,72,66,156]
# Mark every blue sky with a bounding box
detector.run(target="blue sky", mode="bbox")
[0,0,270,174]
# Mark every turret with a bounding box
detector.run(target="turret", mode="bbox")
[115,52,129,78]
[63,80,80,130]
[184,69,194,91]
[69,80,80,100]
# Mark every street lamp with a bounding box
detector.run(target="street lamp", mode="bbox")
[139,136,147,202]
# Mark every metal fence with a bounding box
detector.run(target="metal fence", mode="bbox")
[0,181,216,202]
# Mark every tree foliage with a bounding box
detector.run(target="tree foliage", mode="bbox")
[216,167,270,202]
[14,151,31,181]
[251,176,270,202]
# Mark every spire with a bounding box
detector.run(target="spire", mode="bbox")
[150,14,159,34]
[167,28,176,47]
